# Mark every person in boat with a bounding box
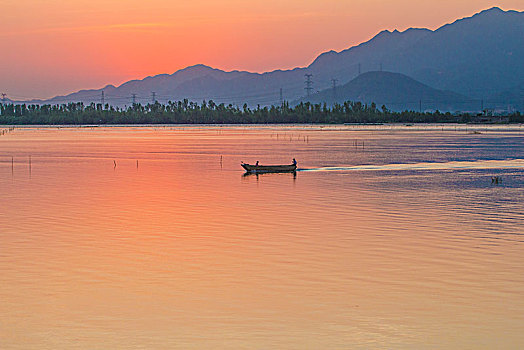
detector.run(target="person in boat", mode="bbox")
[292,158,297,166]
[255,161,259,167]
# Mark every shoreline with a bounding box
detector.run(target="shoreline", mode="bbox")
[0,123,524,137]
[1,123,523,131]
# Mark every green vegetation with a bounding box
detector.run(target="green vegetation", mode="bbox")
[0,100,522,124]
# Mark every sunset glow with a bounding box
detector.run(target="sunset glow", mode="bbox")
[2,0,524,99]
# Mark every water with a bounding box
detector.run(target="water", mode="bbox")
[1,125,523,349]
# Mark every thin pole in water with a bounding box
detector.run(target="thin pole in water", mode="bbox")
[114,160,117,169]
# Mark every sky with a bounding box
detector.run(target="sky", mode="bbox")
[2,0,524,99]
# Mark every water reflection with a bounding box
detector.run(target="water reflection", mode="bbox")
[242,171,297,180]
[1,125,523,349]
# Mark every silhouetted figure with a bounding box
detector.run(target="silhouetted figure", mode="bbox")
[292,158,297,166]
[255,161,259,167]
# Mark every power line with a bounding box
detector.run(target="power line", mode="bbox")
[304,74,313,97]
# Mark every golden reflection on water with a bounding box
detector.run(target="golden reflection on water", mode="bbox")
[1,126,523,349]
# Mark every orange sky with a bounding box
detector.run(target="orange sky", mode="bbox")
[2,0,523,99]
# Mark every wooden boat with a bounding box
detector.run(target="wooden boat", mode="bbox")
[241,162,297,173]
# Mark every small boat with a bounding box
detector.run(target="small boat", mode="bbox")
[241,162,297,173]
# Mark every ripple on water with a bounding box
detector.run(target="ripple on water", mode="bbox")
[1,126,523,349]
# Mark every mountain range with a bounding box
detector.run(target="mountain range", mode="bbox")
[295,71,477,112]
[18,7,524,112]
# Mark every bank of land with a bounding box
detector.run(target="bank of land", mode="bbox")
[0,101,521,125]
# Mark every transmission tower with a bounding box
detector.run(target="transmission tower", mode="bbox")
[304,74,313,97]
[331,79,338,100]
[101,91,105,106]
[279,88,283,107]
[152,91,156,104]
[132,94,137,105]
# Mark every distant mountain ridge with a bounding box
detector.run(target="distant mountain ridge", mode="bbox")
[296,71,475,112]
[18,7,524,112]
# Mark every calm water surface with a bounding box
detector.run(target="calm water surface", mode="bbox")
[1,125,523,349]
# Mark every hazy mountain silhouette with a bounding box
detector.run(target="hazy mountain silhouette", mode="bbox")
[295,71,474,112]
[39,64,306,107]
[399,7,524,98]
[24,7,524,112]
[308,7,524,100]
[488,82,524,111]
[307,28,432,92]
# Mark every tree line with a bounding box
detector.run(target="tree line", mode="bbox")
[0,100,521,124]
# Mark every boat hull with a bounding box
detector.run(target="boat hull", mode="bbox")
[241,163,297,173]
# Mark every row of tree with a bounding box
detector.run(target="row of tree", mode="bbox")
[0,100,522,124]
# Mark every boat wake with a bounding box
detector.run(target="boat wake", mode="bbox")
[301,159,524,172]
